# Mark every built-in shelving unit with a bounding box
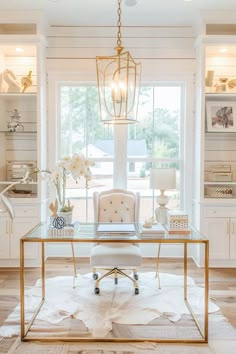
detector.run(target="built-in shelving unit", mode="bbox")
[0,18,46,267]
[194,35,236,267]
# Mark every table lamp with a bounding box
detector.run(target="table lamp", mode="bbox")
[150,168,176,224]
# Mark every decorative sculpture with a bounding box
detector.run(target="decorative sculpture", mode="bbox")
[2,69,21,92]
[7,109,24,132]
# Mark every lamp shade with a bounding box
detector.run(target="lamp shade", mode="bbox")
[150,168,176,191]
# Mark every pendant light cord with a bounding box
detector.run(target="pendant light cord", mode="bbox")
[116,0,123,54]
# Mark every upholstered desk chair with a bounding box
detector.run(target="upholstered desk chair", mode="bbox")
[90,189,142,295]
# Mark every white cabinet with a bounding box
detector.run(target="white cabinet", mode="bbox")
[200,206,236,266]
[0,204,40,266]
[0,216,10,258]
[202,217,230,260]
[203,216,236,261]
[10,217,39,259]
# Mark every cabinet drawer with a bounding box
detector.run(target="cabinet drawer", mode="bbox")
[14,206,39,218]
[204,208,236,218]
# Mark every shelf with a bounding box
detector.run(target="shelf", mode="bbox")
[204,181,236,185]
[204,196,236,200]
[0,93,36,98]
[0,131,37,133]
[205,93,236,97]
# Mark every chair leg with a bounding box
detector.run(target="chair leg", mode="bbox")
[71,242,77,288]
[95,268,115,288]
[116,268,138,289]
[155,243,161,289]
[133,268,138,280]
[114,268,118,284]
[92,267,98,280]
[94,268,139,294]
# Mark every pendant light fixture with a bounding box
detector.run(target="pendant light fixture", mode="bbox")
[96,0,141,124]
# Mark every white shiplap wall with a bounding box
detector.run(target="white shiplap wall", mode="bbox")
[46,26,196,77]
[45,25,197,257]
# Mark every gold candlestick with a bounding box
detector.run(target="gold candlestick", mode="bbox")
[21,70,32,93]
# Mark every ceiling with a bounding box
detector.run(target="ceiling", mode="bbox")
[0,0,236,27]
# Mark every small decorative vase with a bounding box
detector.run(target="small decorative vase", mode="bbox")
[58,210,73,226]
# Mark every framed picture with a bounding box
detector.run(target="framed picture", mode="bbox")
[206,101,236,132]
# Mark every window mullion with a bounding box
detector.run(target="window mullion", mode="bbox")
[114,125,128,189]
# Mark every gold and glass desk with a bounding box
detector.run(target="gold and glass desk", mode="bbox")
[20,223,209,343]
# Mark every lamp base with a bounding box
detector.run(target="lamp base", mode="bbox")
[155,206,169,224]
[155,191,169,224]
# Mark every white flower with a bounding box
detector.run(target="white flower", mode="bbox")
[34,153,93,212]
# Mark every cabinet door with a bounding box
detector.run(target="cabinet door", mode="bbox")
[10,218,39,259]
[0,217,10,258]
[203,217,230,259]
[230,218,236,259]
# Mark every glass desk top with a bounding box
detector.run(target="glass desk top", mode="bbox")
[21,222,207,243]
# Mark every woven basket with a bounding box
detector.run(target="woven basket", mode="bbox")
[206,186,233,198]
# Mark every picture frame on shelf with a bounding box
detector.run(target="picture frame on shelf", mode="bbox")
[206,101,236,132]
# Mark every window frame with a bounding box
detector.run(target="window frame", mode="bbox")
[47,72,194,221]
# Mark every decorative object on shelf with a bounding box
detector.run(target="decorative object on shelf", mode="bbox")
[206,185,233,198]
[96,0,141,124]
[207,172,232,182]
[228,79,236,89]
[167,210,189,231]
[21,70,32,93]
[2,69,21,92]
[205,70,214,87]
[8,189,32,197]
[206,101,236,132]
[7,109,24,132]
[150,168,176,224]
[0,71,8,92]
[219,77,228,92]
[36,153,94,215]
[211,164,231,173]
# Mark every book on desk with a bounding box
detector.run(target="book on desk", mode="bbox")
[141,223,165,238]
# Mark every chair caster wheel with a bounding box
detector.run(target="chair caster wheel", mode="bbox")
[94,287,100,295]
[134,274,139,280]
[93,273,98,280]
[135,288,139,295]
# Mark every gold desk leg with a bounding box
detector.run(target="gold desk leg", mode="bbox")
[204,240,209,342]
[42,242,45,299]
[20,239,25,340]
[184,242,187,300]
[155,243,161,289]
[71,242,77,288]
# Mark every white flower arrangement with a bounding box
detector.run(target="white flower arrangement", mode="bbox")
[36,153,94,212]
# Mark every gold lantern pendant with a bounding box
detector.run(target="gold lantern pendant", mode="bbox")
[96,0,141,124]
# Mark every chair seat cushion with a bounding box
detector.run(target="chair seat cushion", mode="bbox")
[90,243,142,267]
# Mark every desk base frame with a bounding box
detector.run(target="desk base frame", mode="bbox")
[20,238,209,343]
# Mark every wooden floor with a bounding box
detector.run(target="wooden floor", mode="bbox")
[0,257,236,353]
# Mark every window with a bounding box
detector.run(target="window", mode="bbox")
[57,83,185,222]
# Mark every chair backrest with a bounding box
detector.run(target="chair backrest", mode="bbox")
[93,189,140,223]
